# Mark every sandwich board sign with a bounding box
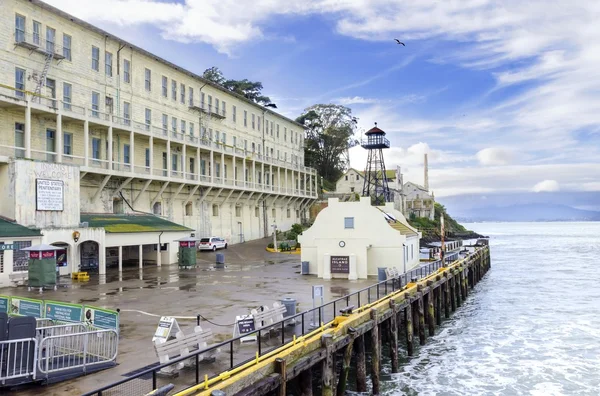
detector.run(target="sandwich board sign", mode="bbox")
[234,315,257,343]
[153,316,181,342]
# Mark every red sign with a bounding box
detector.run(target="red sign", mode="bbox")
[42,250,55,259]
[179,241,195,248]
[29,251,40,259]
[29,250,56,259]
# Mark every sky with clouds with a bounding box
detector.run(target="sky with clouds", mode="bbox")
[46,0,600,198]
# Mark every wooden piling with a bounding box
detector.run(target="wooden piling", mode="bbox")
[321,334,334,396]
[435,287,442,326]
[427,292,435,337]
[405,303,414,357]
[456,273,462,307]
[275,358,286,396]
[370,309,381,395]
[389,300,399,373]
[336,335,354,396]
[417,295,426,345]
[444,280,451,318]
[355,335,367,393]
[299,367,313,396]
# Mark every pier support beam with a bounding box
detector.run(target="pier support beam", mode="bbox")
[355,335,367,392]
[456,274,462,307]
[389,300,399,373]
[405,303,414,357]
[370,309,381,395]
[336,333,355,396]
[427,292,435,337]
[300,367,313,396]
[275,358,286,396]
[418,294,426,345]
[435,287,442,326]
[444,280,451,318]
[321,334,334,396]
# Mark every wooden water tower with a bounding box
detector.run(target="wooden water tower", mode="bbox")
[361,123,391,205]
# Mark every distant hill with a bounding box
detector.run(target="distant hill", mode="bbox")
[453,203,600,222]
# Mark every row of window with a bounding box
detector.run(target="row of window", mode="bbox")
[210,205,298,219]
[15,14,72,60]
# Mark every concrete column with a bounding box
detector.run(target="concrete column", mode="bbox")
[285,169,288,194]
[149,136,154,173]
[25,102,31,158]
[323,253,331,280]
[196,147,201,179]
[243,158,246,187]
[108,126,113,170]
[221,152,225,183]
[182,144,187,179]
[99,246,106,275]
[118,245,123,272]
[138,244,143,269]
[252,160,256,189]
[261,162,265,189]
[84,120,89,166]
[130,130,135,173]
[270,164,273,191]
[210,150,214,183]
[56,113,62,162]
[277,167,281,193]
[167,140,171,176]
[156,244,162,267]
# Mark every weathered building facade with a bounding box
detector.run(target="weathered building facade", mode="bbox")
[0,0,317,279]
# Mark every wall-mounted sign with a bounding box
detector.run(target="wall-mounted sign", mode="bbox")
[0,296,9,313]
[83,306,119,331]
[36,179,64,211]
[179,241,195,248]
[0,244,14,251]
[330,256,350,274]
[29,250,56,259]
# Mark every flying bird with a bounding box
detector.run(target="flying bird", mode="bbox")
[394,39,405,46]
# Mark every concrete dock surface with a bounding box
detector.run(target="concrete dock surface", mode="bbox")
[4,238,376,395]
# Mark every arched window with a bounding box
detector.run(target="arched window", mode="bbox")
[185,202,193,216]
[153,202,162,215]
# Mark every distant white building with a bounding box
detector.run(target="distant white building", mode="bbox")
[299,197,421,279]
[402,181,435,221]
[335,168,398,195]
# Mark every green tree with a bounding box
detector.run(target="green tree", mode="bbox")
[202,67,272,105]
[296,104,358,185]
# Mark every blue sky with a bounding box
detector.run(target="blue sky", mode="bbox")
[47,0,600,200]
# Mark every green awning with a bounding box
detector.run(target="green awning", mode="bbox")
[0,218,42,238]
[80,214,192,234]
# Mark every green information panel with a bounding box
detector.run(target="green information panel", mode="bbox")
[83,306,119,331]
[0,295,9,313]
[10,297,43,317]
[45,301,83,322]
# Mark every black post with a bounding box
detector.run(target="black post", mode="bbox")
[152,370,157,389]
[258,330,262,355]
[196,353,200,383]
[281,321,285,345]
[230,341,234,369]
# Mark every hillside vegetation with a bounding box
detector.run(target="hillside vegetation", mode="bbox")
[408,203,482,244]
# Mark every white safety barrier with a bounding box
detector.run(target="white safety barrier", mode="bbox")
[251,302,287,332]
[153,325,217,375]
[0,338,38,384]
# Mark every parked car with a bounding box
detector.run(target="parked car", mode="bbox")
[198,237,228,251]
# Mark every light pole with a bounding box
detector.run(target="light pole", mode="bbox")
[272,223,278,251]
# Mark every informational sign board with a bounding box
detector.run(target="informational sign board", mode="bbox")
[45,301,83,323]
[36,179,64,211]
[55,248,68,267]
[0,243,14,251]
[312,285,324,299]
[330,256,350,274]
[0,296,9,313]
[153,316,181,342]
[83,306,119,331]
[234,315,257,343]
[11,297,43,318]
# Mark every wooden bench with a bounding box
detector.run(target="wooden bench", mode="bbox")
[251,302,287,332]
[153,325,217,375]
[385,267,401,280]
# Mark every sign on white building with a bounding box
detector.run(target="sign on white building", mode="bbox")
[36,179,64,211]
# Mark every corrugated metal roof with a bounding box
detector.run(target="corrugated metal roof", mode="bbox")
[80,214,192,234]
[0,218,42,238]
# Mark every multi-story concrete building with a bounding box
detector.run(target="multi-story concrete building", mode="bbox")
[0,0,317,282]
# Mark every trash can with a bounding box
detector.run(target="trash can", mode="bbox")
[301,261,309,275]
[216,253,225,268]
[378,267,387,282]
[281,297,296,326]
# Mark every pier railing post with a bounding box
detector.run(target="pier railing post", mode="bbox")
[389,300,399,373]
[355,334,367,392]
[370,309,381,395]
[275,358,287,396]
[321,333,334,396]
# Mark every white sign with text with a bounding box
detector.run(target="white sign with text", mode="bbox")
[36,179,64,211]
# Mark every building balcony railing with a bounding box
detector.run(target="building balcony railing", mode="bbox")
[14,32,66,60]
[0,83,318,177]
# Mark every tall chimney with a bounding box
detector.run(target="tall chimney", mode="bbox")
[424,153,429,191]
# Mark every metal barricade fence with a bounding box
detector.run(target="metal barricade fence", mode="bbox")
[38,329,118,376]
[0,338,38,383]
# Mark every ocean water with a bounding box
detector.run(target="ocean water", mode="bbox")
[382,222,600,396]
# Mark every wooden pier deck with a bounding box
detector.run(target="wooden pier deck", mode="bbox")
[173,246,491,396]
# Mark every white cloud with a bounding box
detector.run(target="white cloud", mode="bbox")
[532,180,560,193]
[335,96,378,105]
[476,147,514,166]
